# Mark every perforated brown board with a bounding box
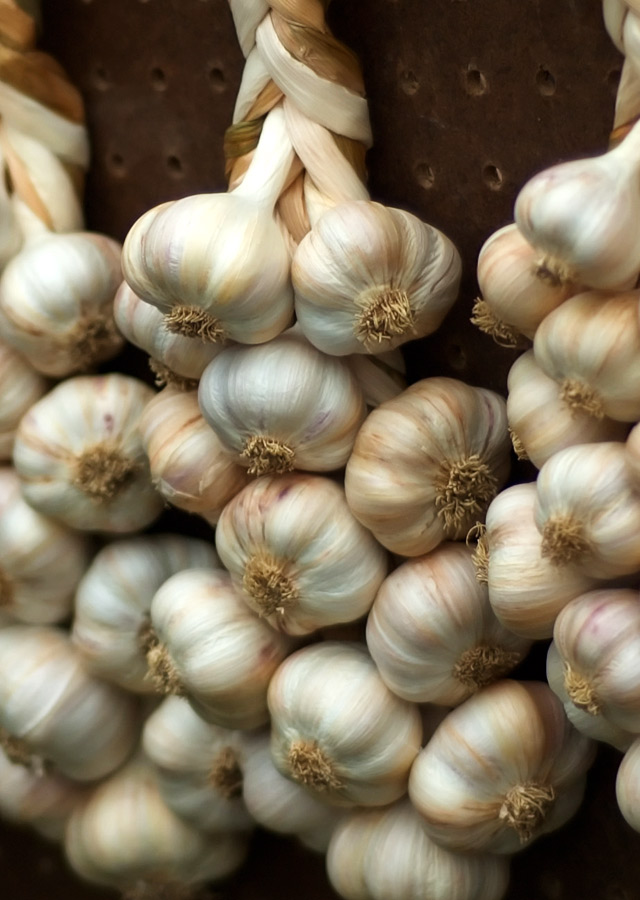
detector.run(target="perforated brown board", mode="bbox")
[0,1,636,898]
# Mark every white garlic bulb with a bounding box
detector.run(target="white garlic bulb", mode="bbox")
[13,373,164,532]
[268,641,422,807]
[616,736,640,832]
[72,534,220,692]
[534,441,640,578]
[139,386,250,525]
[142,696,254,834]
[514,118,640,289]
[0,466,90,624]
[482,483,596,639]
[408,679,596,854]
[0,228,124,376]
[533,289,640,422]
[292,199,461,355]
[198,329,366,475]
[0,339,47,460]
[215,473,389,635]
[113,280,222,389]
[506,350,628,469]
[344,376,510,556]
[0,625,139,781]
[327,800,511,900]
[122,104,295,346]
[147,567,294,729]
[64,756,249,891]
[366,542,531,705]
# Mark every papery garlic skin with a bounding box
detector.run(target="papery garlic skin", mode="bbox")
[367,542,530,706]
[64,756,248,891]
[483,483,597,640]
[148,568,294,729]
[268,641,422,807]
[13,373,163,533]
[139,386,250,525]
[551,588,640,735]
[514,121,640,289]
[533,290,640,423]
[534,441,640,578]
[616,736,640,832]
[0,230,124,376]
[507,350,628,469]
[0,467,90,624]
[347,349,406,408]
[327,800,510,900]
[198,330,366,475]
[215,473,388,635]
[292,200,461,355]
[344,377,510,556]
[142,696,254,834]
[0,625,139,782]
[72,534,220,692]
[0,340,47,460]
[408,680,596,854]
[546,641,634,753]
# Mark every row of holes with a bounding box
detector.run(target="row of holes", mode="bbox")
[401,64,621,97]
[415,161,503,191]
[92,64,226,93]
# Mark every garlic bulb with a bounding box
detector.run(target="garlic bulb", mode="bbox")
[0,625,139,781]
[546,641,634,753]
[533,289,640,422]
[198,329,366,475]
[408,679,596,854]
[122,104,295,346]
[534,441,640,578]
[292,199,461,355]
[113,280,222,389]
[506,350,628,469]
[13,373,164,532]
[215,473,388,635]
[64,756,249,891]
[142,696,254,834]
[0,227,124,376]
[241,729,342,851]
[268,641,422,807]
[366,542,531,705]
[327,800,510,900]
[626,419,640,487]
[344,376,510,556]
[482,482,596,639]
[616,736,640,832]
[473,222,576,343]
[139,386,250,525]
[0,466,89,624]
[147,567,294,729]
[72,534,220,692]
[0,339,47,460]
[551,588,640,735]
[514,118,640,289]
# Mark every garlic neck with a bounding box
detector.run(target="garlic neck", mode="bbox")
[72,442,138,500]
[242,553,299,617]
[230,104,295,212]
[434,454,498,533]
[240,435,296,475]
[355,287,415,346]
[498,781,556,843]
[287,739,344,792]
[564,664,601,715]
[208,746,243,799]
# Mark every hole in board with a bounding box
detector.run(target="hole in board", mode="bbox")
[107,152,127,177]
[150,67,167,91]
[92,65,111,91]
[208,66,226,92]
[607,67,622,91]
[167,155,184,177]
[536,67,556,96]
[465,67,487,96]
[414,162,435,189]
[445,339,468,372]
[400,69,419,95]
[483,164,503,190]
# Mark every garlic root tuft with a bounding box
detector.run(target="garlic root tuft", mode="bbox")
[145,635,186,697]
[467,523,489,584]
[208,746,243,800]
[242,553,299,617]
[541,515,590,566]
[434,454,498,531]
[508,427,529,461]
[559,378,605,420]
[470,298,522,348]
[534,255,575,287]
[164,306,226,343]
[0,728,38,770]
[355,288,415,345]
[498,782,556,843]
[148,358,199,392]
[240,436,296,476]
[564,664,601,715]
[287,740,344,792]
[72,443,138,500]
[68,313,122,369]
[453,645,523,691]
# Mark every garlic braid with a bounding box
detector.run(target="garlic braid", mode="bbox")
[603,0,640,141]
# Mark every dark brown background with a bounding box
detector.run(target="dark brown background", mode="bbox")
[1,1,637,898]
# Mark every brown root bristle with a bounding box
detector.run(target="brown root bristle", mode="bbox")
[145,641,186,697]
[498,782,556,843]
[355,288,415,345]
[164,305,225,343]
[287,740,343,792]
[467,523,489,585]
[73,442,138,500]
[564,664,601,715]
[0,728,35,769]
[148,358,199,391]
[453,645,523,691]
[559,378,605,420]
[68,312,122,369]
[242,553,299,617]
[534,254,575,287]
[509,427,529,461]
[470,298,521,348]
[137,617,157,656]
[434,454,498,533]
[208,746,243,799]
[240,435,295,476]
[0,567,14,608]
[541,515,589,566]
